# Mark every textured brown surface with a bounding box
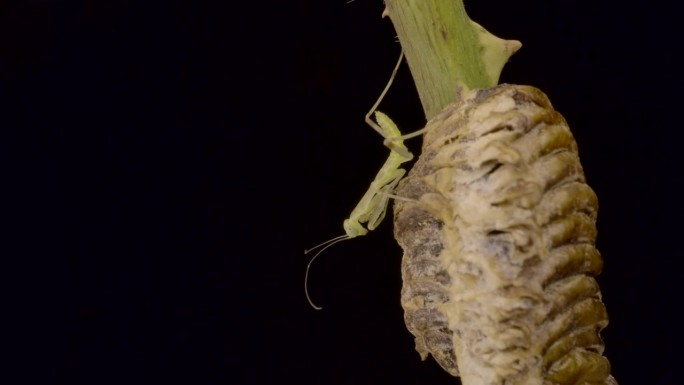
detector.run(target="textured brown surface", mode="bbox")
[394,84,616,385]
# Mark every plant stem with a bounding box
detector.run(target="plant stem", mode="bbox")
[384,0,521,118]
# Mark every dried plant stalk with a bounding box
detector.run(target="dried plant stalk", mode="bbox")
[394,84,617,385]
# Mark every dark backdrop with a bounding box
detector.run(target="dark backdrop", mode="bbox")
[4,1,679,384]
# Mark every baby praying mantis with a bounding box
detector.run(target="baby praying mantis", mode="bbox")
[305,52,426,310]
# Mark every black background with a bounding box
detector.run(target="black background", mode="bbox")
[4,1,680,384]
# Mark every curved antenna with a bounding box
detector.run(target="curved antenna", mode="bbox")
[304,234,349,255]
[304,235,350,310]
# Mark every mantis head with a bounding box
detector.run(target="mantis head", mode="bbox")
[343,218,369,238]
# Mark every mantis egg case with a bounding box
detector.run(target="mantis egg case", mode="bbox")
[394,84,617,385]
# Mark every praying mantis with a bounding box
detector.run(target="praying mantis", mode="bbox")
[304,52,425,310]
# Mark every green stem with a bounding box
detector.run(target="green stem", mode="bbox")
[384,0,521,118]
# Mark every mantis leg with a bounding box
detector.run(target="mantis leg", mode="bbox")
[366,167,406,231]
[363,52,429,158]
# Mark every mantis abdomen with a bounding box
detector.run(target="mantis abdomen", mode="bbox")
[394,84,617,385]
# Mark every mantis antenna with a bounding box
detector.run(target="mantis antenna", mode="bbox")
[305,51,420,310]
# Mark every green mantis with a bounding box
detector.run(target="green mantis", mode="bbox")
[305,53,422,310]
[342,110,413,237]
